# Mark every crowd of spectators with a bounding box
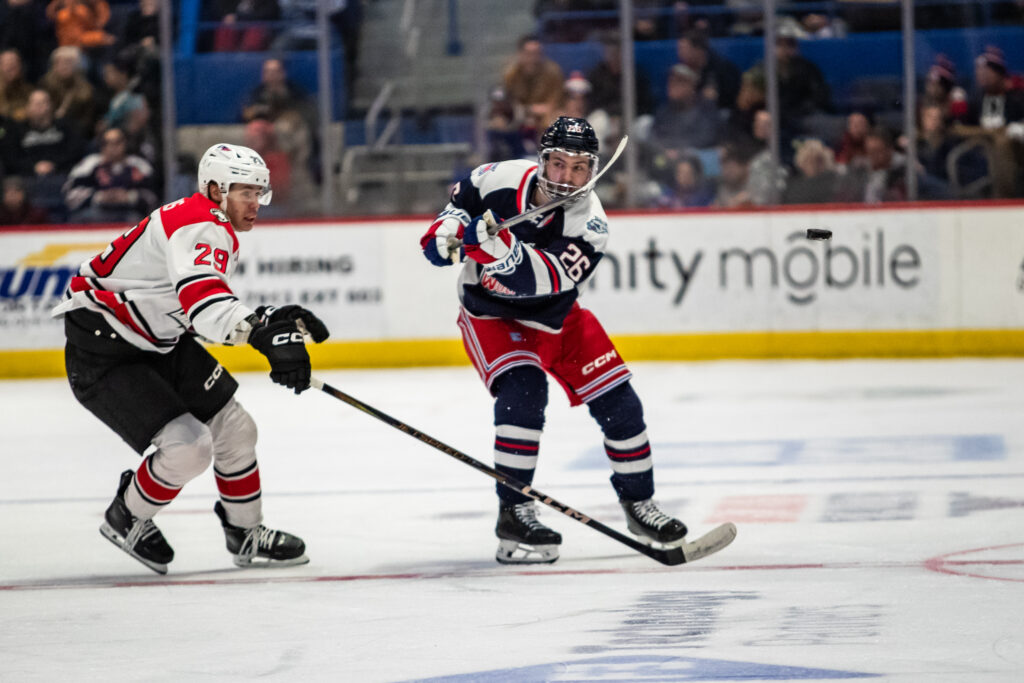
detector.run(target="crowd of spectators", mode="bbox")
[486,22,1024,210]
[0,0,166,225]
[0,0,363,226]
[533,1,1024,43]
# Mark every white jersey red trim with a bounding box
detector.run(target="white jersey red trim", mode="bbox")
[52,193,254,353]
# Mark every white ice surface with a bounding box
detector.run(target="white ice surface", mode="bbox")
[1,359,1023,682]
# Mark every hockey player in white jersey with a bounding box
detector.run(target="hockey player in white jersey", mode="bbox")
[52,143,330,574]
[420,116,687,564]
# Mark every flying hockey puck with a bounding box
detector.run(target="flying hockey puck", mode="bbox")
[806,229,832,240]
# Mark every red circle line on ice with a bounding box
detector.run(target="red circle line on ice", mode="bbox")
[922,543,1024,583]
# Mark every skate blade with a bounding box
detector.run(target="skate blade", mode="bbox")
[99,523,168,575]
[232,553,310,569]
[495,539,559,565]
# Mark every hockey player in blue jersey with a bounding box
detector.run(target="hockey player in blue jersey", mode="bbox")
[420,116,688,564]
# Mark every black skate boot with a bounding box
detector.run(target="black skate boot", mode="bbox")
[99,470,174,575]
[495,501,562,564]
[620,498,688,546]
[214,501,309,568]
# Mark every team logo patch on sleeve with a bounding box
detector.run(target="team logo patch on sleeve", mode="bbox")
[210,208,229,223]
[586,217,608,234]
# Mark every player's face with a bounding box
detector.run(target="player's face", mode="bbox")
[224,183,265,232]
[544,151,593,192]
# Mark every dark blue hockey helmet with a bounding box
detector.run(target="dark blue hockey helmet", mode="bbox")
[540,116,600,156]
[537,116,599,202]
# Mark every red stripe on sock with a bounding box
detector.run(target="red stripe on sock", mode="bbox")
[135,457,181,504]
[216,467,261,498]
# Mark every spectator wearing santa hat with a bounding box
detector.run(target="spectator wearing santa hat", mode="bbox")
[922,54,968,123]
[962,46,1024,197]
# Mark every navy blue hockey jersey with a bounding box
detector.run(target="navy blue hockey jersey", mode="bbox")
[433,159,609,331]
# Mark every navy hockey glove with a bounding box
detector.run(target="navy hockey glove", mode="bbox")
[249,320,311,394]
[255,305,330,343]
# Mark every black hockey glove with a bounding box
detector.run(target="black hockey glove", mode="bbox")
[249,320,311,394]
[255,305,330,343]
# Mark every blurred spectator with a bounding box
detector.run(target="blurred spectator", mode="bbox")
[759,33,832,137]
[966,47,1024,130]
[921,54,968,123]
[502,34,565,122]
[120,1,163,107]
[783,138,839,204]
[676,29,740,110]
[0,175,49,224]
[777,9,847,39]
[746,109,788,205]
[241,57,316,184]
[586,32,655,119]
[122,0,159,50]
[835,111,871,170]
[959,45,1024,197]
[649,64,720,157]
[97,53,144,133]
[726,0,765,37]
[561,70,592,119]
[8,88,82,177]
[863,126,949,203]
[656,153,715,208]
[533,0,600,43]
[484,87,528,160]
[64,126,156,223]
[121,95,159,169]
[712,142,755,208]
[40,46,96,136]
[916,103,961,183]
[243,118,291,206]
[0,49,33,122]
[723,65,765,149]
[46,0,115,49]
[0,0,55,81]
[212,0,281,53]
[242,57,313,127]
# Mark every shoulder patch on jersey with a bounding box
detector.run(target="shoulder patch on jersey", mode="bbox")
[586,216,608,234]
[210,208,229,223]
[473,162,500,179]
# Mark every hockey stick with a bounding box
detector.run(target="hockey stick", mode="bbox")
[308,376,736,566]
[445,135,630,255]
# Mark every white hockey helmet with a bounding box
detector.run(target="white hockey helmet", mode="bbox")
[197,143,273,207]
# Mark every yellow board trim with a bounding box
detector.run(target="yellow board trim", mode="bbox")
[4,330,1024,379]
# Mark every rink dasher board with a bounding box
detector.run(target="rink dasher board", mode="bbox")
[1,203,1023,378]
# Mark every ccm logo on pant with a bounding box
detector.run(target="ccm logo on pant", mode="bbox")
[582,351,618,376]
[273,332,304,345]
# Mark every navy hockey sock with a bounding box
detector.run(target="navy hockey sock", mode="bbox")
[492,367,547,505]
[588,382,654,501]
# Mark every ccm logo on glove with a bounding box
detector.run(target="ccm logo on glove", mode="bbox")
[273,331,305,345]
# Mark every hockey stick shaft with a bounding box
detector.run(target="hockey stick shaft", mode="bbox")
[308,376,686,566]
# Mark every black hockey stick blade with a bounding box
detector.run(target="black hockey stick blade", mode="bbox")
[308,377,732,566]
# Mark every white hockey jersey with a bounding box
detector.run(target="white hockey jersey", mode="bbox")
[51,193,255,353]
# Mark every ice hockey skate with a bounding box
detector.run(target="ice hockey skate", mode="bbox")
[214,501,309,568]
[620,498,688,547]
[495,501,562,564]
[99,470,175,575]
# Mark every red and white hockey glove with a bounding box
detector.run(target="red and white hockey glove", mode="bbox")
[461,210,522,275]
[420,209,467,267]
